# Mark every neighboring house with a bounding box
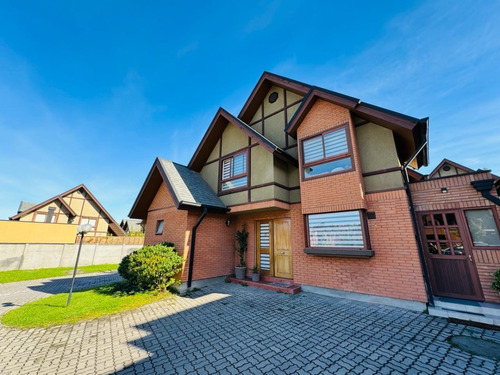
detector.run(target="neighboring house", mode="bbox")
[129,72,500,312]
[120,219,144,234]
[10,184,125,237]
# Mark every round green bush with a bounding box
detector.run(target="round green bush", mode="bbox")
[118,244,185,291]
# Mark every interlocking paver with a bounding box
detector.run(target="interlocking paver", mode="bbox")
[1,279,500,374]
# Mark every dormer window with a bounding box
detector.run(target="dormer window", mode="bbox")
[221,152,247,191]
[302,125,353,179]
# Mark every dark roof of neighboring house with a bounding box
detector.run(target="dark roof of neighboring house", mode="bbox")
[17,201,38,214]
[189,107,297,172]
[10,184,125,236]
[129,158,227,219]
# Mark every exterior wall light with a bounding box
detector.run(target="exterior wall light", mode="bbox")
[441,187,448,193]
[225,219,231,227]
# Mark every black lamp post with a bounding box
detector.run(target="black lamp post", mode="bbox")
[67,223,94,307]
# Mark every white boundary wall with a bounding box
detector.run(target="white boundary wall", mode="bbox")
[0,243,143,271]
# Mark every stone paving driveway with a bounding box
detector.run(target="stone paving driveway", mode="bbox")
[1,276,499,374]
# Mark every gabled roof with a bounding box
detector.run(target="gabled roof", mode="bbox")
[17,201,37,214]
[129,158,227,219]
[238,71,311,124]
[10,184,125,236]
[188,107,297,172]
[286,87,429,168]
[427,158,474,179]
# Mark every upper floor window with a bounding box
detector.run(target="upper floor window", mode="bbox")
[221,152,247,191]
[155,220,164,235]
[302,125,352,179]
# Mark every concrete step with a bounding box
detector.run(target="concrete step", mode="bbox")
[428,306,500,326]
[229,277,302,295]
[433,299,500,318]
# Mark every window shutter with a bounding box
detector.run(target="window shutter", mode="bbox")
[222,158,232,180]
[324,128,348,157]
[303,136,324,164]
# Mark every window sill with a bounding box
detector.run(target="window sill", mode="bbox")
[304,248,374,258]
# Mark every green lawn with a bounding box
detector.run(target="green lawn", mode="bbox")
[2,282,173,329]
[0,264,118,284]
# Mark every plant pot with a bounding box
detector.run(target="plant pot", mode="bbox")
[252,273,260,282]
[235,266,247,280]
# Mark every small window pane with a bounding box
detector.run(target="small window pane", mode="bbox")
[422,214,432,226]
[304,157,352,178]
[440,242,452,255]
[436,228,447,240]
[222,159,232,179]
[324,128,348,157]
[308,211,363,248]
[433,214,444,226]
[425,228,435,240]
[448,227,461,241]
[446,213,457,226]
[260,254,270,270]
[233,153,246,175]
[303,136,324,164]
[465,209,500,246]
[428,242,438,254]
[156,220,164,235]
[453,243,464,255]
[259,223,270,248]
[221,176,247,191]
[35,213,46,222]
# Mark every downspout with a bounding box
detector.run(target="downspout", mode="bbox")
[187,206,208,289]
[401,140,435,307]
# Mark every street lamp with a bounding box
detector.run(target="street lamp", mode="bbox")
[67,223,94,306]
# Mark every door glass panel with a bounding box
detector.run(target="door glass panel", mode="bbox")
[448,227,462,241]
[453,243,464,255]
[465,209,500,246]
[436,228,447,240]
[260,254,270,270]
[422,214,432,226]
[440,242,452,255]
[446,213,457,226]
[428,242,438,254]
[433,214,444,226]
[425,228,435,240]
[259,223,270,248]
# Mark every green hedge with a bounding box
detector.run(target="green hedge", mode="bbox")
[118,244,185,291]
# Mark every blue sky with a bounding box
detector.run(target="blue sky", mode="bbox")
[0,1,499,222]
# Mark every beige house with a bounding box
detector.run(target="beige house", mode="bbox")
[10,184,125,237]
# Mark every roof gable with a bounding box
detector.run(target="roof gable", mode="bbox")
[10,184,125,236]
[238,72,311,124]
[188,108,297,172]
[129,158,227,219]
[427,159,475,179]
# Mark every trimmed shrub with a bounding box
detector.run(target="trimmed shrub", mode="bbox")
[118,244,185,291]
[492,269,500,292]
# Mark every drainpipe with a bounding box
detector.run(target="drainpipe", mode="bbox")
[187,206,208,289]
[401,140,435,307]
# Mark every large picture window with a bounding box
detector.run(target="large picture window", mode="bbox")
[465,209,500,247]
[221,152,247,191]
[302,126,352,179]
[307,211,364,248]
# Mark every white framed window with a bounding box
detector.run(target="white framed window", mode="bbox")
[307,210,365,248]
[81,217,97,228]
[221,152,247,191]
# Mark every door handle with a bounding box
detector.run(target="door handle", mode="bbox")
[281,251,285,254]
[468,254,473,262]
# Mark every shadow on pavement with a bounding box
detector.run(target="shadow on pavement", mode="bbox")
[27,272,121,295]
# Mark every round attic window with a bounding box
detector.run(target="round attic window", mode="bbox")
[443,165,451,171]
[268,92,278,103]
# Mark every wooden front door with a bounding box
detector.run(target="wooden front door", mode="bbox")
[256,219,293,279]
[418,211,483,301]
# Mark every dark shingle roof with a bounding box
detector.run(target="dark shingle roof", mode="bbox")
[17,201,37,214]
[158,158,226,211]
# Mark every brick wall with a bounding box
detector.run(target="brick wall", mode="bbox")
[296,99,366,214]
[410,172,500,302]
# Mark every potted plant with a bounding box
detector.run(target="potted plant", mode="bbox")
[234,224,248,280]
[491,269,500,294]
[252,265,260,282]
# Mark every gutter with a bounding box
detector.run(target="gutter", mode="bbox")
[471,179,500,206]
[401,140,435,307]
[187,206,208,288]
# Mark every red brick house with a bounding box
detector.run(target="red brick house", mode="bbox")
[130,73,500,317]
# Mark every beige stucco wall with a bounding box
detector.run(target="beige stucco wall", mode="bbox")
[264,111,287,149]
[207,140,220,162]
[356,122,403,191]
[221,123,248,156]
[251,186,274,201]
[250,146,273,185]
[220,191,247,206]
[200,162,219,193]
[263,85,285,116]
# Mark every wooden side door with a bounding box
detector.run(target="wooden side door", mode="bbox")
[256,219,293,279]
[273,219,293,278]
[418,211,483,301]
